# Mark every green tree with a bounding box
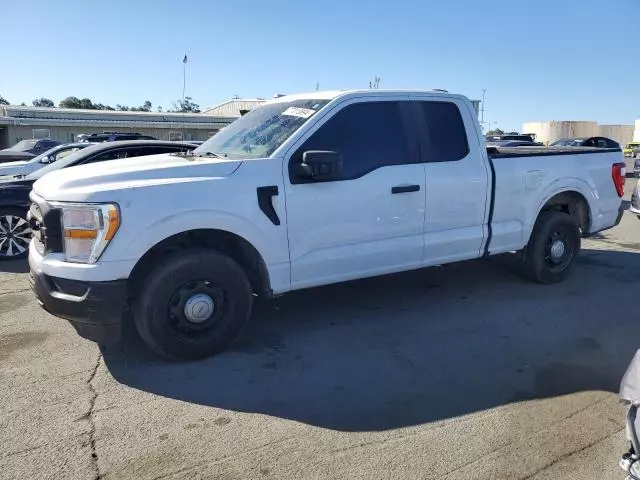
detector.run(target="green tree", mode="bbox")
[32,98,55,108]
[94,103,115,111]
[130,101,152,112]
[0,95,9,105]
[169,96,200,113]
[487,128,504,135]
[116,104,130,111]
[59,96,82,109]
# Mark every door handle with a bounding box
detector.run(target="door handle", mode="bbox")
[391,184,420,194]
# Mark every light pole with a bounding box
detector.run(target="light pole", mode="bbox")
[182,54,188,106]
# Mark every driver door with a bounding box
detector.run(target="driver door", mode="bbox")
[283,98,426,290]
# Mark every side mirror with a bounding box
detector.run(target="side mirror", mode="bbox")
[40,155,52,164]
[295,150,343,181]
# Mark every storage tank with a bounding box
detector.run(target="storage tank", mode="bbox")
[598,125,634,146]
[522,121,598,145]
[634,119,640,142]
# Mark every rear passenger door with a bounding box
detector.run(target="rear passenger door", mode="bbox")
[411,96,490,265]
[283,98,426,289]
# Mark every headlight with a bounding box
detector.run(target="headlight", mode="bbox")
[53,203,120,263]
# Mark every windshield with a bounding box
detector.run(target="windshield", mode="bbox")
[10,140,38,151]
[193,99,330,159]
[25,145,95,180]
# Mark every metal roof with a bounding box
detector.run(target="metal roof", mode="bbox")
[0,105,235,129]
[201,99,267,117]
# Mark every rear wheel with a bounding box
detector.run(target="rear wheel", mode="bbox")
[521,211,580,284]
[132,249,253,360]
[0,208,31,260]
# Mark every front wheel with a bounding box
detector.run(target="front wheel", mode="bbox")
[133,249,253,360]
[0,207,31,260]
[521,211,581,284]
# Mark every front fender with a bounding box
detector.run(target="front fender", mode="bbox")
[114,209,278,265]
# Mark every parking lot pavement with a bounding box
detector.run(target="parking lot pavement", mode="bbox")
[1,179,639,480]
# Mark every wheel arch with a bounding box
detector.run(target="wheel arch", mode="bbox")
[536,190,591,234]
[128,228,272,299]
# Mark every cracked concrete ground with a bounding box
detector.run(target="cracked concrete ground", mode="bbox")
[1,178,639,480]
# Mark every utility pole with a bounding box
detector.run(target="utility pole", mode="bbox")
[316,81,319,91]
[481,89,486,126]
[182,54,188,106]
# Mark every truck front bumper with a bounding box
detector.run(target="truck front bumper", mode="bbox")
[29,268,126,345]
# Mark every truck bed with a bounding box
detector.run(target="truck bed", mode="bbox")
[487,146,621,158]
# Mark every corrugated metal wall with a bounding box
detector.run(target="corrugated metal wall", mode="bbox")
[2,125,219,148]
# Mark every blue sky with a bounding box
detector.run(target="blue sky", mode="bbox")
[1,0,637,131]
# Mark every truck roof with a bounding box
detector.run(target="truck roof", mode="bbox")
[269,89,470,103]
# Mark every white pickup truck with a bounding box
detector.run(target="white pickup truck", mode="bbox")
[27,90,626,360]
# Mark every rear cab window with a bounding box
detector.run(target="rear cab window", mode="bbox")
[415,100,470,162]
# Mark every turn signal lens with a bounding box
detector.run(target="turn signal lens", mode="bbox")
[64,229,98,239]
[105,208,120,241]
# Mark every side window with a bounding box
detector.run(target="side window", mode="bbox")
[292,101,412,181]
[81,149,127,165]
[128,146,186,157]
[419,101,469,162]
[53,147,81,161]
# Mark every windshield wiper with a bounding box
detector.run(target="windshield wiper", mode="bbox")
[196,151,227,158]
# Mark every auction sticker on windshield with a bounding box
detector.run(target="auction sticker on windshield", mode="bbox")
[282,107,316,118]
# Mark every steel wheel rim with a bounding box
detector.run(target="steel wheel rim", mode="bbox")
[544,230,573,272]
[0,215,31,258]
[167,279,226,334]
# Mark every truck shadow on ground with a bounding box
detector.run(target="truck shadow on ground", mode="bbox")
[104,247,640,432]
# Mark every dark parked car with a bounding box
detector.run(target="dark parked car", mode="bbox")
[0,139,62,163]
[551,137,620,148]
[0,140,197,259]
[485,134,535,142]
[485,140,541,147]
[78,132,156,143]
[0,142,92,178]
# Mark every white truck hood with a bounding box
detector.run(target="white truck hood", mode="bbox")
[33,153,243,201]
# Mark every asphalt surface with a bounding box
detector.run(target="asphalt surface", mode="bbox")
[2,179,640,480]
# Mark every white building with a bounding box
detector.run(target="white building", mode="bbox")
[0,97,269,149]
[523,120,634,146]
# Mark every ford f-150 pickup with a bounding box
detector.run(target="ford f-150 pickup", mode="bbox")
[27,89,626,360]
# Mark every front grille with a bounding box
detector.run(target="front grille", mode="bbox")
[29,200,63,254]
[28,202,44,254]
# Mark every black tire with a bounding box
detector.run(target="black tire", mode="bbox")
[133,249,253,360]
[521,211,581,284]
[0,207,31,260]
